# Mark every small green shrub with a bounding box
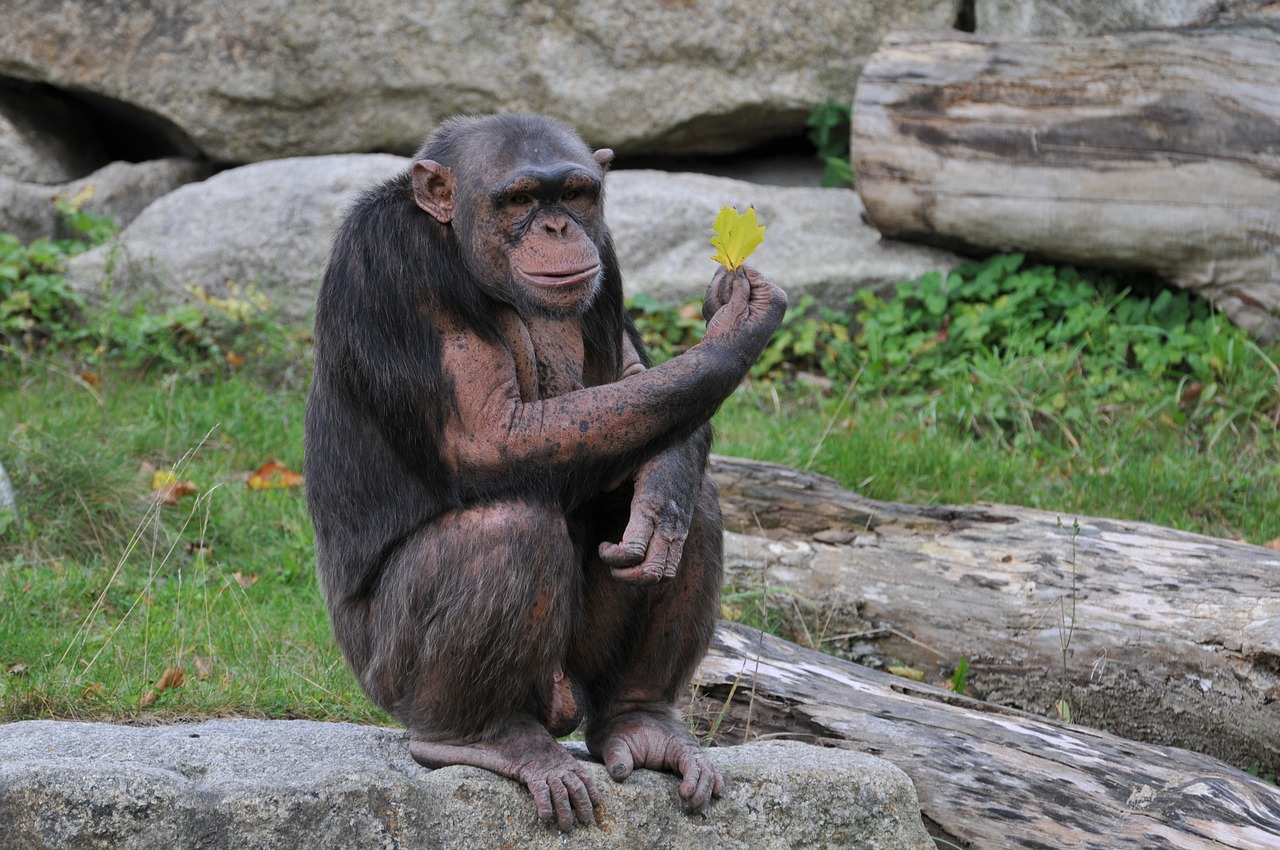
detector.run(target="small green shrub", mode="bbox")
[751,295,856,381]
[55,194,120,246]
[90,282,295,377]
[627,254,1279,449]
[627,292,705,363]
[0,234,90,355]
[1,204,299,378]
[806,100,855,189]
[853,254,1280,445]
[0,195,118,357]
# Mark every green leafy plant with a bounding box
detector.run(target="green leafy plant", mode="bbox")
[751,295,857,381]
[852,254,1280,445]
[806,100,855,188]
[1,204,300,378]
[54,192,119,246]
[627,293,705,363]
[0,193,118,358]
[950,655,971,695]
[90,282,295,377]
[0,232,90,355]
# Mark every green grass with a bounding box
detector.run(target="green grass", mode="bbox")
[0,363,380,724]
[2,238,1278,722]
[714,380,1280,544]
[3,346,1276,722]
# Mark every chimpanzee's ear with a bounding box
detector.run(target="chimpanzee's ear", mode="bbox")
[412,160,456,223]
[593,148,614,170]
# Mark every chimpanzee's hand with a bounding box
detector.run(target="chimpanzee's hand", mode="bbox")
[701,266,737,322]
[598,491,691,585]
[598,449,702,585]
[700,265,787,357]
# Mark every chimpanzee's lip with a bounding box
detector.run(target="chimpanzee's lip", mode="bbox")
[519,265,601,288]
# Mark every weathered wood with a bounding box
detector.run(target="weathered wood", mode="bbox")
[850,25,1280,341]
[693,621,1280,850]
[706,455,1280,776]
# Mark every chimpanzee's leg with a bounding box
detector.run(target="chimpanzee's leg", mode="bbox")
[344,499,598,831]
[572,477,726,810]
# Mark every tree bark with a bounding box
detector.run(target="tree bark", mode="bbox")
[693,621,1280,850]
[706,455,1280,777]
[850,25,1280,341]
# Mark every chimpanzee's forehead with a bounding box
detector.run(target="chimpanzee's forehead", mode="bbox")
[492,126,594,170]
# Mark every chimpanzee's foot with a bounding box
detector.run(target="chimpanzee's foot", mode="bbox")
[538,666,586,738]
[409,716,600,831]
[586,704,724,812]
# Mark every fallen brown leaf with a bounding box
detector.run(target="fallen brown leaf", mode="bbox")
[140,666,186,706]
[156,667,185,691]
[247,459,303,490]
[1264,537,1280,551]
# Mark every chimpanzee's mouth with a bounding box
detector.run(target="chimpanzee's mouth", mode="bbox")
[519,265,601,288]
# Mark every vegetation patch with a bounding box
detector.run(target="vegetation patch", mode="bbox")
[1,211,1277,724]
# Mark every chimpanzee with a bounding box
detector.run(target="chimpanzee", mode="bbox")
[304,113,786,831]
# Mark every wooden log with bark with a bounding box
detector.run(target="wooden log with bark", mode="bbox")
[705,455,1280,779]
[691,621,1280,850]
[850,24,1280,341]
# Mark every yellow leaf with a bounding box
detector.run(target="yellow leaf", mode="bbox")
[710,205,765,271]
[151,469,199,505]
[887,665,926,682]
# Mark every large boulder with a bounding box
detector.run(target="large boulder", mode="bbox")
[0,158,211,244]
[974,0,1272,35]
[65,156,964,322]
[0,0,962,163]
[609,170,963,306]
[0,719,934,850]
[68,154,408,322]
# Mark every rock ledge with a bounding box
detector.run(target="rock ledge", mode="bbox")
[0,719,932,850]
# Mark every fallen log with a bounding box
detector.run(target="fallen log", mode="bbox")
[706,455,1280,777]
[850,25,1280,341]
[692,621,1280,850]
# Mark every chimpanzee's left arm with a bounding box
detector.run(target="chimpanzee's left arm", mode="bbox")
[597,333,716,584]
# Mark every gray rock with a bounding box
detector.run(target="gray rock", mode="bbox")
[0,719,933,850]
[67,154,408,323]
[0,458,16,521]
[608,170,964,307]
[67,156,964,322]
[0,0,960,163]
[975,0,1267,35]
[0,158,211,244]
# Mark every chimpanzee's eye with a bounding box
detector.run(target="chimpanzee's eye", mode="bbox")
[561,190,579,202]
[509,193,533,207]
